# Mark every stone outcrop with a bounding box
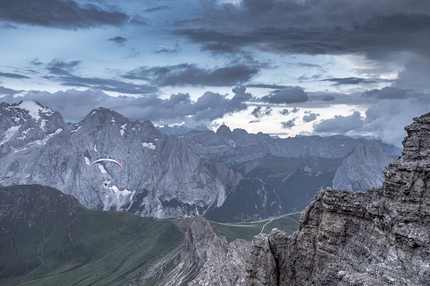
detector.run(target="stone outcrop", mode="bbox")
[246,112,430,285]
[333,143,395,192]
[123,216,251,286]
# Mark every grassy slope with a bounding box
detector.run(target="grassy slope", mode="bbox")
[0,185,184,286]
[210,212,301,243]
[1,185,300,285]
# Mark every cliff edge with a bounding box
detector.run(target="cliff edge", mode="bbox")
[246,112,430,285]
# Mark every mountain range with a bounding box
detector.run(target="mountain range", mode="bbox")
[1,104,428,285]
[0,101,401,221]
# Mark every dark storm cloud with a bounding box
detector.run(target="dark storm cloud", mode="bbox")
[261,87,308,104]
[109,36,127,45]
[362,87,410,99]
[0,86,23,96]
[40,60,158,95]
[46,60,81,75]
[251,105,272,118]
[200,43,241,55]
[60,75,158,95]
[143,6,170,13]
[314,111,364,133]
[321,77,389,86]
[322,95,335,101]
[124,64,259,87]
[247,84,289,89]
[281,119,296,129]
[1,86,251,123]
[0,71,30,79]
[303,113,319,123]
[279,107,299,116]
[176,0,430,60]
[0,0,129,29]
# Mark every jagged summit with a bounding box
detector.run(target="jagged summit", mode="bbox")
[0,101,241,218]
[246,112,430,285]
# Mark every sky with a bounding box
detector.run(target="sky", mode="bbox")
[1,0,430,147]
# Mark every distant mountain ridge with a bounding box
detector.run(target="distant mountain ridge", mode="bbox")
[179,124,401,215]
[0,101,242,219]
[0,100,401,221]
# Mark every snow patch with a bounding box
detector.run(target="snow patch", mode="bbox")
[103,186,135,211]
[120,123,127,136]
[71,125,81,133]
[84,157,91,165]
[17,101,42,120]
[142,142,156,149]
[51,128,62,136]
[98,164,107,174]
[0,126,20,145]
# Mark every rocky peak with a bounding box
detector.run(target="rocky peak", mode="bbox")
[333,143,395,192]
[246,112,430,285]
[216,124,232,137]
[81,107,128,128]
[0,101,65,155]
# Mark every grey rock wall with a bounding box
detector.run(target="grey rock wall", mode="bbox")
[246,112,430,285]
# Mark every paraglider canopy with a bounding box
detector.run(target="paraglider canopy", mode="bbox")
[89,158,122,169]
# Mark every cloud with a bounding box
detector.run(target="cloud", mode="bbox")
[362,86,410,99]
[124,64,259,87]
[40,60,158,95]
[393,54,430,93]
[155,43,180,54]
[251,105,272,118]
[322,95,335,101]
[321,77,389,86]
[360,97,430,146]
[144,6,170,13]
[0,0,129,29]
[313,111,364,133]
[1,86,251,124]
[109,36,127,45]
[246,83,289,89]
[176,0,430,62]
[261,87,308,104]
[281,119,296,129]
[0,71,30,79]
[279,107,299,115]
[303,113,319,122]
[0,86,23,96]
[46,59,81,75]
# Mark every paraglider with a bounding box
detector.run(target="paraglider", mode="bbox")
[89,158,122,169]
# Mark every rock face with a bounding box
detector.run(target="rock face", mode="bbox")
[246,112,430,285]
[333,144,395,191]
[123,216,251,286]
[0,101,242,218]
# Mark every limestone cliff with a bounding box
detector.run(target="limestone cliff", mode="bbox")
[123,216,250,286]
[246,112,430,285]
